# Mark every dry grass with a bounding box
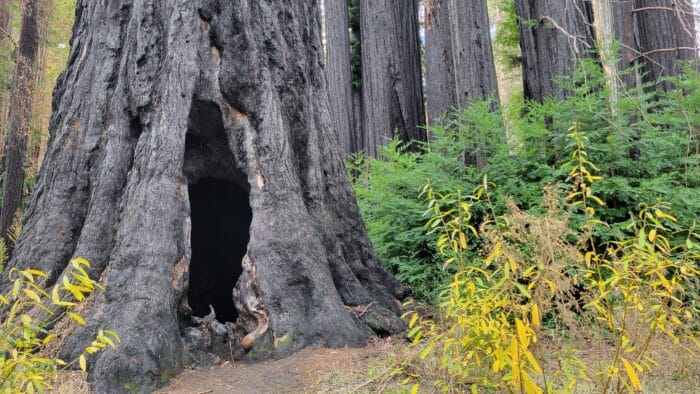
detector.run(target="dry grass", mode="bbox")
[49,371,90,394]
[378,330,700,394]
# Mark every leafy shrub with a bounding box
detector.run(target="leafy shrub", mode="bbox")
[397,131,699,393]
[351,64,700,303]
[0,258,119,392]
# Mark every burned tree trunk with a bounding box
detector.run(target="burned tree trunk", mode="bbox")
[515,0,596,101]
[634,0,698,92]
[2,0,405,392]
[326,0,359,155]
[359,0,425,157]
[0,0,41,247]
[425,0,500,121]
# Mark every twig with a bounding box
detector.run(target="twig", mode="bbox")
[631,46,698,62]
[539,16,592,54]
[0,26,17,52]
[358,302,374,317]
[349,364,393,393]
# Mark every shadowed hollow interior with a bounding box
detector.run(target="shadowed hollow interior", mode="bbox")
[188,178,252,322]
[184,98,252,323]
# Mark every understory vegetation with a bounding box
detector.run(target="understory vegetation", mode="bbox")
[351,65,700,392]
[0,258,119,393]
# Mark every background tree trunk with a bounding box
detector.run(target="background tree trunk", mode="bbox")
[0,0,14,161]
[514,0,596,102]
[28,0,50,173]
[611,0,642,90]
[634,0,698,92]
[592,0,620,108]
[326,0,359,155]
[0,0,40,247]
[424,0,500,168]
[3,0,405,391]
[425,0,457,123]
[360,0,425,157]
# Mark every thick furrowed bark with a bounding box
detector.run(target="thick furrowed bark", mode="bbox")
[515,0,596,102]
[359,0,425,157]
[326,0,358,155]
[3,1,405,392]
[634,0,698,92]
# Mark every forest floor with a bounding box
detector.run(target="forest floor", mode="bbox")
[156,339,401,394]
[55,336,699,393]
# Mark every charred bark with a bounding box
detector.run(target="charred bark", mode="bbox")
[515,0,596,101]
[326,0,360,155]
[2,0,406,392]
[633,0,697,92]
[359,0,425,157]
[0,0,41,247]
[425,0,500,121]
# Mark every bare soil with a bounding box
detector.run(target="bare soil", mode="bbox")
[156,341,397,394]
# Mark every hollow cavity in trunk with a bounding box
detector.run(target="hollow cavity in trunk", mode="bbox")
[184,98,252,324]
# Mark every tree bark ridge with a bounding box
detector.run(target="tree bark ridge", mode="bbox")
[4,1,405,391]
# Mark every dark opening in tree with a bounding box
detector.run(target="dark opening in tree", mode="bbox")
[183,98,252,324]
[1,2,406,392]
[188,178,251,323]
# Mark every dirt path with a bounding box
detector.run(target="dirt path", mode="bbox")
[156,342,394,394]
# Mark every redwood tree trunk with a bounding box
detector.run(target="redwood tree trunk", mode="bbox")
[515,0,596,101]
[425,0,500,121]
[634,0,697,92]
[3,1,405,392]
[359,0,425,157]
[326,0,359,154]
[0,0,40,246]
[425,0,456,123]
[611,0,641,90]
[0,0,12,131]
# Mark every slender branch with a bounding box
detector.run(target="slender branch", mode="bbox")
[539,16,592,54]
[632,6,691,14]
[0,25,17,51]
[631,46,698,62]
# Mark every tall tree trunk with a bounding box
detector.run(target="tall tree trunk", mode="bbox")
[514,0,596,102]
[425,0,456,123]
[2,0,405,392]
[359,0,425,157]
[0,0,40,247]
[326,0,359,155]
[0,0,14,156]
[424,0,500,168]
[611,0,642,90]
[28,0,50,173]
[592,0,620,109]
[634,0,697,92]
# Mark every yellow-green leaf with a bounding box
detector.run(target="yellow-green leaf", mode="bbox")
[23,288,41,303]
[516,319,528,347]
[68,312,87,326]
[648,229,657,242]
[531,304,540,329]
[622,357,642,391]
[79,354,87,371]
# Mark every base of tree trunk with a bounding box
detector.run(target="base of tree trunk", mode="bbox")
[2,2,407,392]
